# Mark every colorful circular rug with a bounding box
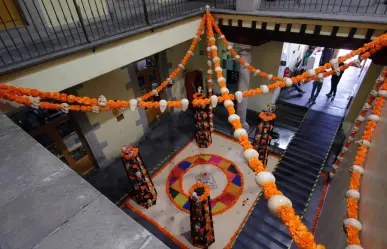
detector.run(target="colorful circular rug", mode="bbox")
[166,154,244,215]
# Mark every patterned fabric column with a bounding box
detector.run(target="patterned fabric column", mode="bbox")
[189,183,215,248]
[194,93,212,148]
[121,147,157,208]
[253,111,275,167]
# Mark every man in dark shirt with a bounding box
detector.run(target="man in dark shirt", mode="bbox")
[326,62,345,98]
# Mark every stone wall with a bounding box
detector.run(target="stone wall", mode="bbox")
[0,113,167,249]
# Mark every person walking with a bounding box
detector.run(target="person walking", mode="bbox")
[309,78,323,104]
[284,67,305,94]
[326,62,344,99]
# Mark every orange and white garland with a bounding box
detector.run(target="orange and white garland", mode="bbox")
[205,7,325,249]
[343,68,387,249]
[330,70,386,178]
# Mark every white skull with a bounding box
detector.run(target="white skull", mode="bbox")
[147,199,153,206]
[362,103,371,110]
[92,106,99,113]
[167,78,173,85]
[352,59,361,67]
[152,89,159,96]
[352,126,359,132]
[135,171,142,180]
[98,95,107,107]
[356,115,365,122]
[370,90,378,97]
[335,69,341,76]
[205,5,210,11]
[377,75,385,83]
[357,139,371,148]
[30,97,40,109]
[61,103,69,113]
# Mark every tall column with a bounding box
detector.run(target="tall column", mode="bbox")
[234,43,252,129]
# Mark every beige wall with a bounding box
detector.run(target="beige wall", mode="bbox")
[76,66,144,162]
[248,41,283,112]
[40,0,109,27]
[283,42,309,71]
[2,16,202,93]
[342,63,383,133]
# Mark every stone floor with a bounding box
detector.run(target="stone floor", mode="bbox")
[278,49,364,117]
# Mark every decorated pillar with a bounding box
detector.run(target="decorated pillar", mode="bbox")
[234,43,252,129]
[121,146,157,208]
[253,104,276,167]
[189,183,215,248]
[194,93,212,148]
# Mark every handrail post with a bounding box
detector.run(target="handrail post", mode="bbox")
[72,0,91,43]
[141,0,150,26]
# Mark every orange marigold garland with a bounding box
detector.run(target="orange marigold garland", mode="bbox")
[343,70,387,248]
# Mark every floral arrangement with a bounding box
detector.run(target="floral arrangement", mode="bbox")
[259,111,276,122]
[189,182,211,202]
[343,68,387,248]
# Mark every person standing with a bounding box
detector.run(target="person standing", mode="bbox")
[326,62,345,99]
[309,78,323,104]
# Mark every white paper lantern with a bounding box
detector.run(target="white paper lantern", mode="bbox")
[344,218,362,231]
[235,91,243,103]
[234,128,247,139]
[223,100,234,107]
[159,100,167,113]
[129,99,138,111]
[346,190,360,199]
[255,172,275,187]
[260,85,269,94]
[228,114,240,123]
[181,99,189,111]
[367,114,380,122]
[243,149,259,160]
[210,95,218,108]
[268,195,292,216]
[284,77,293,87]
[352,165,364,174]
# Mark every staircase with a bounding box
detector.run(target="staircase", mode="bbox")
[274,100,308,131]
[232,110,343,249]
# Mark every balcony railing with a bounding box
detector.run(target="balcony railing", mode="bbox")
[0,0,235,74]
[257,0,387,16]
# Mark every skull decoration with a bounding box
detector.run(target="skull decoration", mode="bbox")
[147,199,153,207]
[370,90,378,97]
[135,171,142,181]
[205,5,210,11]
[352,126,359,132]
[98,95,107,107]
[357,139,371,148]
[355,115,365,122]
[167,78,173,86]
[377,75,385,83]
[352,59,361,67]
[30,97,40,109]
[152,89,159,96]
[60,103,69,113]
[195,224,200,232]
[362,103,371,110]
[335,69,341,76]
[92,105,99,113]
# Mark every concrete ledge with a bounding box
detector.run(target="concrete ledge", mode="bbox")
[0,114,168,249]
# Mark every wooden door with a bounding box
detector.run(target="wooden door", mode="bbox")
[135,56,165,124]
[0,0,24,29]
[30,115,95,176]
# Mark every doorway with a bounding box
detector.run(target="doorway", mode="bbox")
[9,109,95,176]
[135,55,165,124]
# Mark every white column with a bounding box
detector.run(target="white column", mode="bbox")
[234,43,251,130]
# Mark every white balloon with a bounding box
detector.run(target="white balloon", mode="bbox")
[233,128,247,140]
[223,100,234,108]
[352,165,364,174]
[228,114,240,123]
[284,77,293,87]
[367,114,380,122]
[260,85,269,94]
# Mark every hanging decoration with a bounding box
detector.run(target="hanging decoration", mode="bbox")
[121,146,157,209]
[343,68,387,249]
[194,93,212,148]
[329,71,386,178]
